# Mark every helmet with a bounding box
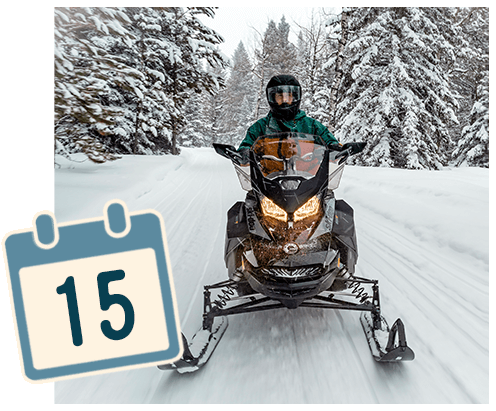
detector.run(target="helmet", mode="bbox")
[266,75,302,121]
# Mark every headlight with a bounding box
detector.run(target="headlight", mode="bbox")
[294,196,320,222]
[260,197,287,222]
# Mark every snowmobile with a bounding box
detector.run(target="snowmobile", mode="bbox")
[159,132,414,373]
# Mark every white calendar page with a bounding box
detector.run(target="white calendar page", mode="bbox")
[19,248,170,370]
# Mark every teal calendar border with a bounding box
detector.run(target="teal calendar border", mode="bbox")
[4,211,182,382]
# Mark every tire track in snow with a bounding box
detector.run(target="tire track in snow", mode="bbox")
[358,214,488,342]
[357,208,488,292]
[334,310,381,403]
[357,217,488,352]
[152,153,214,234]
[153,184,218,325]
[359,237,486,402]
[149,151,234,335]
[289,318,310,403]
[176,170,226,328]
[353,206,488,402]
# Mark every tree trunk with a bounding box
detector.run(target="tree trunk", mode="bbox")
[171,118,179,155]
[133,100,143,154]
[327,8,350,133]
[254,64,266,121]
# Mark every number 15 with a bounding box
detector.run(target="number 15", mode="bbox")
[56,269,135,346]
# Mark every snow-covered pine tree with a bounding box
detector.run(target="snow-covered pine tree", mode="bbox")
[182,63,228,148]
[55,7,177,159]
[100,7,177,155]
[180,89,207,147]
[324,8,350,133]
[333,7,461,170]
[252,17,298,120]
[273,16,297,75]
[449,7,489,167]
[136,8,177,153]
[217,41,255,145]
[452,72,489,167]
[252,20,277,120]
[294,10,333,125]
[295,30,309,82]
[54,7,135,162]
[95,7,227,155]
[157,7,228,154]
[200,64,226,145]
[55,7,227,159]
[234,95,254,147]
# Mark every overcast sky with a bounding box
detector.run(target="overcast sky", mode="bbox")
[199,6,339,60]
[199,2,493,60]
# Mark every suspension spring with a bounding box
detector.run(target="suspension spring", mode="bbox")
[212,284,237,308]
[347,276,372,303]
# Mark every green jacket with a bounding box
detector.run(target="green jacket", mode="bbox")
[238,110,339,150]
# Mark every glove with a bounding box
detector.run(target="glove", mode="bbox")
[327,143,344,151]
[238,149,250,165]
[342,142,366,155]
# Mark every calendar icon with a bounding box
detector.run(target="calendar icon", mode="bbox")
[3,200,183,383]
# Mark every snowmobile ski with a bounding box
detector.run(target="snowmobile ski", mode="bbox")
[157,316,228,373]
[360,311,415,362]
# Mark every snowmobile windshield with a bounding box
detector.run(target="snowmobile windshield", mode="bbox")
[251,133,327,180]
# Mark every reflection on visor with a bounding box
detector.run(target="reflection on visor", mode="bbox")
[267,85,301,104]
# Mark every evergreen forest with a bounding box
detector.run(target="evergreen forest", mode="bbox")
[54,7,489,169]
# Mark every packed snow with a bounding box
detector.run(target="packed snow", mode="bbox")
[46,149,489,403]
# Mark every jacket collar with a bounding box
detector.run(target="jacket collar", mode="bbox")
[268,109,306,123]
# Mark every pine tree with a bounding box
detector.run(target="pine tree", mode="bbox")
[252,17,298,120]
[234,95,254,146]
[157,7,228,154]
[217,41,255,144]
[333,7,461,170]
[54,7,227,159]
[273,16,297,74]
[252,20,277,119]
[54,7,136,162]
[449,7,489,167]
[54,7,176,159]
[181,90,207,147]
[101,7,177,155]
[324,8,350,132]
[452,72,489,167]
[202,64,226,145]
[132,8,175,154]
[294,10,333,125]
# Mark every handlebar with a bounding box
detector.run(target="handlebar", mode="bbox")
[213,143,245,165]
[329,141,366,164]
[213,140,366,166]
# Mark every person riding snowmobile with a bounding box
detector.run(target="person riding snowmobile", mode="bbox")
[238,74,364,156]
[238,74,338,151]
[234,74,364,288]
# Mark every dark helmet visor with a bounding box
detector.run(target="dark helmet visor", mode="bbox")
[267,85,301,105]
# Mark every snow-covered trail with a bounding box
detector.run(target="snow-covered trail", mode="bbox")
[54,149,488,404]
[341,169,489,403]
